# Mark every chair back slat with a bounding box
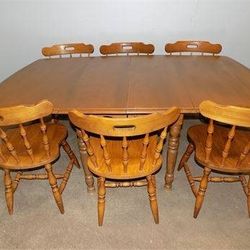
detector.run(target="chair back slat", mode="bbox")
[140,133,149,170]
[100,135,112,171]
[100,42,154,56]
[205,119,214,163]
[69,108,180,174]
[0,127,19,162]
[19,124,34,162]
[40,118,50,157]
[237,142,250,167]
[153,127,168,165]
[200,101,250,166]
[221,125,236,166]
[0,100,54,164]
[122,136,129,173]
[42,43,94,57]
[165,41,222,55]
[80,129,98,168]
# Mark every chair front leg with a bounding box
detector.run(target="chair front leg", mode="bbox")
[147,175,159,224]
[4,169,14,215]
[193,167,211,218]
[98,177,106,226]
[45,163,64,214]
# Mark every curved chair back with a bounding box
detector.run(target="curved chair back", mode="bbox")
[165,41,222,56]
[199,100,250,166]
[42,43,94,58]
[100,42,154,56]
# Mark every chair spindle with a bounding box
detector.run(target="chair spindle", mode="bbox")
[140,133,149,170]
[122,136,129,173]
[40,118,50,157]
[221,125,236,166]
[0,128,19,162]
[100,135,112,171]
[153,127,167,165]
[205,119,214,162]
[19,123,34,162]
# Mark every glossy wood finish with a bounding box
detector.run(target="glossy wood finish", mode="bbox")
[0,100,79,214]
[165,41,222,55]
[42,43,94,57]
[178,101,250,218]
[100,42,154,56]
[69,108,180,225]
[0,55,250,191]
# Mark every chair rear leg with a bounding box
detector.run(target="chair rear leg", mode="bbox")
[98,177,106,226]
[61,140,80,168]
[4,169,14,215]
[45,163,64,214]
[147,175,159,224]
[193,167,211,218]
[178,143,194,171]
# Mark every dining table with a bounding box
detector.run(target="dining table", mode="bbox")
[0,55,250,192]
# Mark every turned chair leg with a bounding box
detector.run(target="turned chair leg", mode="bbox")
[247,175,250,217]
[147,175,159,224]
[178,143,194,171]
[61,140,80,168]
[4,169,14,215]
[193,167,211,218]
[45,163,64,214]
[98,177,106,226]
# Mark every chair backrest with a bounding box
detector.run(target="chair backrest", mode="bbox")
[0,100,54,163]
[42,43,94,58]
[99,42,155,56]
[69,108,180,172]
[165,41,222,56]
[199,100,250,167]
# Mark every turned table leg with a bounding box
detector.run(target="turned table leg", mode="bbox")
[164,114,184,191]
[77,134,95,192]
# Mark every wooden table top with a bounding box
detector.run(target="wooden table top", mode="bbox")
[0,55,250,114]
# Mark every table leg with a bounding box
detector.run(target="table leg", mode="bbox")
[77,135,95,192]
[164,114,184,191]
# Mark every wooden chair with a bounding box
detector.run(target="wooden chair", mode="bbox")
[0,100,80,215]
[69,108,180,226]
[165,41,222,56]
[178,100,250,218]
[42,43,94,58]
[99,42,155,56]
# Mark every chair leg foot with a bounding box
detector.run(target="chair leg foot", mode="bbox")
[4,169,14,215]
[147,175,159,224]
[45,164,65,214]
[98,177,106,226]
[178,143,194,171]
[193,167,211,218]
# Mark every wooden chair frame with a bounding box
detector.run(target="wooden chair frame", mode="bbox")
[0,100,80,215]
[42,43,94,58]
[99,42,155,56]
[69,108,180,225]
[165,41,222,56]
[178,100,250,218]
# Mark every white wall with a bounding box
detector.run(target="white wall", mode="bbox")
[0,0,250,82]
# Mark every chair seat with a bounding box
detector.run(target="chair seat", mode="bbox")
[188,124,250,173]
[0,123,67,169]
[88,134,162,179]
